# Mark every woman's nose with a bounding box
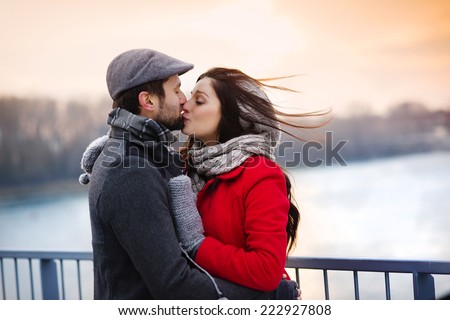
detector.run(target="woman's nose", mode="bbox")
[182,98,192,113]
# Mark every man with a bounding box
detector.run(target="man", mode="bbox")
[83,49,268,299]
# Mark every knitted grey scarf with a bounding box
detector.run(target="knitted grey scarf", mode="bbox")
[188,133,276,193]
[108,107,177,145]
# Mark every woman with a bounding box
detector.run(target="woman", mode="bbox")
[168,67,327,295]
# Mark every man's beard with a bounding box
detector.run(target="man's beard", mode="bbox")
[155,102,183,131]
[163,116,183,131]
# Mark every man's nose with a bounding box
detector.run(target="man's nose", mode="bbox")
[179,92,187,104]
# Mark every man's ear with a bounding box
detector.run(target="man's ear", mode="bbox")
[138,91,158,113]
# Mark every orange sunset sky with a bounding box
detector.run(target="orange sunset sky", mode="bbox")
[1,0,449,115]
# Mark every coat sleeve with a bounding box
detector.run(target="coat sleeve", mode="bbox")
[100,156,268,299]
[194,157,290,291]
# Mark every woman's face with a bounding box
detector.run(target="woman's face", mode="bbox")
[181,77,221,145]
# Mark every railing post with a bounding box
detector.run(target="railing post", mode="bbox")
[40,259,59,300]
[413,273,435,300]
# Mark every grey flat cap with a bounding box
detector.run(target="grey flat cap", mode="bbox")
[106,49,194,99]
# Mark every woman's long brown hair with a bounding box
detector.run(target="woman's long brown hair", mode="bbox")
[187,67,330,253]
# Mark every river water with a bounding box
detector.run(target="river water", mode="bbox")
[1,152,449,299]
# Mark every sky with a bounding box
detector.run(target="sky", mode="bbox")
[1,0,449,115]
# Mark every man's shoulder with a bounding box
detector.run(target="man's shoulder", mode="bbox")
[95,151,161,173]
[90,153,169,207]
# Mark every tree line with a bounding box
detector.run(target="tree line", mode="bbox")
[0,97,109,187]
[276,102,450,167]
[1,97,449,187]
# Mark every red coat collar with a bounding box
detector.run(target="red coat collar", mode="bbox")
[199,155,273,189]
[203,162,245,190]
[201,160,246,190]
[216,164,246,180]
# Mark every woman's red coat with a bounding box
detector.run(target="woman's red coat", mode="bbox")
[194,155,290,291]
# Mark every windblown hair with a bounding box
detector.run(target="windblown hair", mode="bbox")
[197,67,328,144]
[188,67,330,253]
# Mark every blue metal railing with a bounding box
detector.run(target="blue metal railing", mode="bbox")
[1,250,449,300]
[0,251,92,300]
[285,257,450,300]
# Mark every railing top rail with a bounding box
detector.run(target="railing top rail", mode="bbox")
[286,256,450,275]
[1,251,450,275]
[0,250,93,260]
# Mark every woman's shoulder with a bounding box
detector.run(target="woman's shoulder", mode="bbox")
[239,155,287,198]
[240,155,285,182]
